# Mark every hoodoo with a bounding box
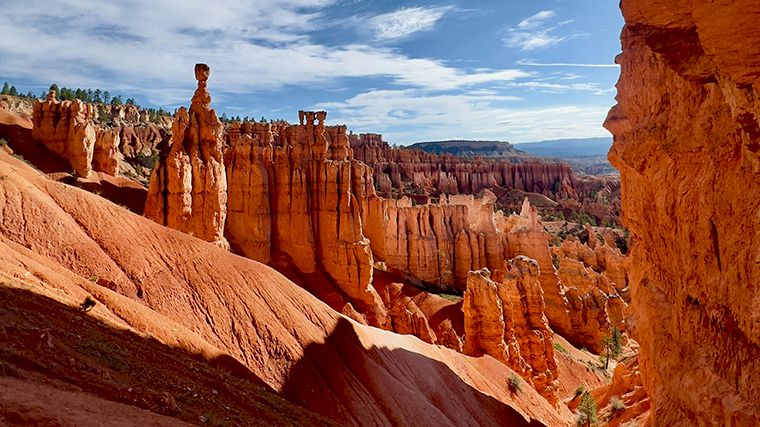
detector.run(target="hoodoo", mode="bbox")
[145,63,229,249]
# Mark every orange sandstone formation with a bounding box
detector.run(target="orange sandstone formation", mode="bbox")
[505,200,626,353]
[223,111,388,327]
[145,64,229,249]
[32,90,97,177]
[606,0,760,423]
[463,261,559,405]
[351,133,577,199]
[362,192,506,292]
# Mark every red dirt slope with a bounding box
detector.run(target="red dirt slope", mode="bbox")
[0,151,570,426]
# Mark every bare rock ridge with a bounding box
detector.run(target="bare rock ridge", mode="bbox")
[606,0,760,424]
[145,64,229,249]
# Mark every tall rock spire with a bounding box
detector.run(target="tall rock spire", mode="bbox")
[145,63,229,249]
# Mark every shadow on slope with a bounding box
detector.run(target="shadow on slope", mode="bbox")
[0,286,334,426]
[281,317,547,427]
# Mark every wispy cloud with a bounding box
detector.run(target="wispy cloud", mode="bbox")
[368,6,452,41]
[517,60,619,68]
[503,10,578,50]
[314,88,611,144]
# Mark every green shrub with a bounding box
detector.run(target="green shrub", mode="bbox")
[0,137,7,146]
[610,396,626,414]
[438,293,462,302]
[507,373,522,393]
[553,341,569,355]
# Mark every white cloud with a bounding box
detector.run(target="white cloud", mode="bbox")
[504,10,577,51]
[517,60,619,68]
[368,6,451,41]
[314,88,611,144]
[0,1,528,105]
[517,10,556,30]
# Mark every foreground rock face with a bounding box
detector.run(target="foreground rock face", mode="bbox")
[32,91,97,177]
[606,0,760,424]
[145,64,229,249]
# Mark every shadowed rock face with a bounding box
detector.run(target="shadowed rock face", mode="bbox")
[606,0,760,424]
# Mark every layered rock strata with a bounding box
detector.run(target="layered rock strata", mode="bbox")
[351,133,577,199]
[362,191,506,292]
[605,0,760,423]
[504,200,626,353]
[224,112,388,327]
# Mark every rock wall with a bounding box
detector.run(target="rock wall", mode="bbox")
[606,0,760,423]
[32,91,97,177]
[145,64,229,250]
[350,133,577,198]
[362,191,506,292]
[505,200,627,353]
[224,112,388,328]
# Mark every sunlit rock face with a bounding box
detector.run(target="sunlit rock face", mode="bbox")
[223,111,389,328]
[350,133,578,199]
[462,261,559,406]
[606,0,760,424]
[32,91,97,178]
[145,63,229,250]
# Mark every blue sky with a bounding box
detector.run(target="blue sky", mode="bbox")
[0,0,623,144]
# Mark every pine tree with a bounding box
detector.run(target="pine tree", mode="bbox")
[602,326,624,369]
[577,392,598,426]
[1,82,9,95]
[9,86,17,96]
[49,83,59,94]
[103,91,111,104]
[93,89,102,103]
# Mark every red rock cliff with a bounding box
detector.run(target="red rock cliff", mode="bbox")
[606,0,760,423]
[32,90,97,177]
[350,133,578,199]
[224,112,388,328]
